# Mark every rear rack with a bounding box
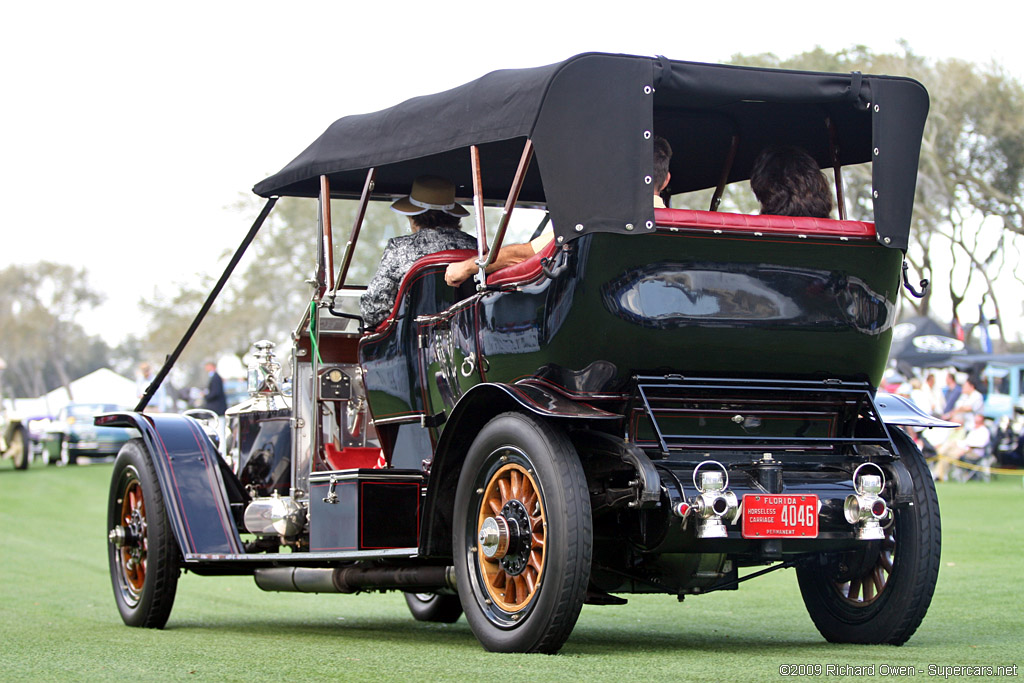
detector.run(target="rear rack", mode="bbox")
[629,375,892,458]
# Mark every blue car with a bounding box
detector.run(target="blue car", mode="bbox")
[41,403,138,465]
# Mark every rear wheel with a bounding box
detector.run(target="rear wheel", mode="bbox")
[403,593,463,623]
[796,429,940,644]
[107,439,180,628]
[8,426,29,470]
[453,412,591,653]
[60,438,77,466]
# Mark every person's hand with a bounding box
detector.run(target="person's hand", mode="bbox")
[445,258,476,287]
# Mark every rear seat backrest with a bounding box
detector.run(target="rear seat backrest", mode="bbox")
[368,249,477,334]
[486,239,559,286]
[653,208,876,239]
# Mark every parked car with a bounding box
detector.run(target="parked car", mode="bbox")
[951,353,1024,419]
[104,52,948,653]
[41,403,138,465]
[1,410,51,470]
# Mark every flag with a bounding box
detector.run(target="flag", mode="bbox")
[952,315,965,342]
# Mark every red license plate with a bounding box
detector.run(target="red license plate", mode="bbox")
[742,494,818,538]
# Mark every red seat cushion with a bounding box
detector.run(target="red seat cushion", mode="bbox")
[324,444,383,470]
[486,239,559,286]
[653,208,876,239]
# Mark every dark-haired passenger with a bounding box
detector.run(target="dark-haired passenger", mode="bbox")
[749,145,833,218]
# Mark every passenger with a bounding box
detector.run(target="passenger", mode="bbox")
[749,145,833,218]
[360,176,476,328]
[444,136,673,287]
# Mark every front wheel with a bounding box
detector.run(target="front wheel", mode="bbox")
[107,439,180,628]
[453,412,592,653]
[403,593,463,623]
[796,428,940,644]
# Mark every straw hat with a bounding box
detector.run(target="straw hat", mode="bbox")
[390,175,469,217]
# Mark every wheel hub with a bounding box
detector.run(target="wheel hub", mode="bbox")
[114,474,148,603]
[478,515,510,559]
[498,500,532,575]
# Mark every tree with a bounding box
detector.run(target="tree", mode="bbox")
[0,262,110,398]
[138,196,410,383]
[728,46,1024,349]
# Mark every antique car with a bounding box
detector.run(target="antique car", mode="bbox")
[2,412,48,470]
[104,52,948,653]
[42,403,137,465]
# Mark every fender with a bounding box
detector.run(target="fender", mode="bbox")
[873,392,958,429]
[417,381,619,558]
[99,412,244,558]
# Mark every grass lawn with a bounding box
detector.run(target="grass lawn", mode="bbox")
[1,461,1021,681]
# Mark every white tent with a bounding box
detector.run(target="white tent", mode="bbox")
[40,368,138,413]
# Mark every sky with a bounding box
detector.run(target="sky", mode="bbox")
[3,0,1022,348]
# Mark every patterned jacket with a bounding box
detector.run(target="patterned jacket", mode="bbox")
[360,227,477,328]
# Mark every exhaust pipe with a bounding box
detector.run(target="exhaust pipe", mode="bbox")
[254,565,455,594]
[844,463,888,540]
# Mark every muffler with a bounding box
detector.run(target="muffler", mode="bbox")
[254,565,455,594]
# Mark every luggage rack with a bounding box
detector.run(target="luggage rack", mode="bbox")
[629,375,893,458]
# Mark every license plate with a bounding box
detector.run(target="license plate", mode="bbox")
[742,494,818,538]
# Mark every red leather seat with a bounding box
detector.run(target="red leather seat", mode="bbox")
[653,208,876,239]
[369,249,477,334]
[486,239,558,286]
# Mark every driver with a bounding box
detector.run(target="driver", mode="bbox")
[360,176,476,328]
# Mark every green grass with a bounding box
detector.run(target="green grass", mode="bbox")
[1,462,1021,681]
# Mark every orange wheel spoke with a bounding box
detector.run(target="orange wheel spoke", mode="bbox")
[487,496,502,516]
[523,569,537,595]
[475,459,546,614]
[513,576,528,604]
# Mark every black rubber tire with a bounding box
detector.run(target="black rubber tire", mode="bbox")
[796,428,941,644]
[453,412,592,653]
[403,592,463,623]
[60,438,77,466]
[108,438,181,628]
[9,426,29,470]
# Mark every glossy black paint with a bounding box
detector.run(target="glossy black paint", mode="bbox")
[105,413,244,557]
[473,231,901,397]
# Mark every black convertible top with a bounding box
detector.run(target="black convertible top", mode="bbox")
[255,52,928,249]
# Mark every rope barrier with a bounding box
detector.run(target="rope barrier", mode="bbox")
[925,453,1024,477]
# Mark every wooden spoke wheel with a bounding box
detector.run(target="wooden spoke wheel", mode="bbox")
[475,460,546,612]
[453,412,591,653]
[403,592,463,623]
[797,429,940,645]
[107,439,180,628]
[832,524,895,606]
[7,426,29,470]
[112,469,148,606]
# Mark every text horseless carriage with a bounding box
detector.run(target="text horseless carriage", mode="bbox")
[104,53,947,653]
